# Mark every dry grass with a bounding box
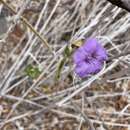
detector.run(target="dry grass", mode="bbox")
[0,0,130,130]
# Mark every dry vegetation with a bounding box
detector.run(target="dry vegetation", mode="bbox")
[1,0,130,130]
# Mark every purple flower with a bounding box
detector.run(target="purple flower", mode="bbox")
[73,38,108,78]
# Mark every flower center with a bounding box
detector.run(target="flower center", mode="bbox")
[84,52,97,63]
[91,52,97,59]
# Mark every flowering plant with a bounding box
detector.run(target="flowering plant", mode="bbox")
[73,38,108,78]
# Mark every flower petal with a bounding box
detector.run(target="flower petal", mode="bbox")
[96,43,108,62]
[75,60,103,78]
[83,38,98,54]
[83,38,108,62]
[75,62,90,78]
[86,59,102,74]
[73,47,87,64]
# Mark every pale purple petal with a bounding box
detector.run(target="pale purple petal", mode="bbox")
[73,47,87,64]
[89,59,102,74]
[75,60,102,78]
[88,59,102,74]
[75,62,90,78]
[83,38,98,54]
[95,42,108,62]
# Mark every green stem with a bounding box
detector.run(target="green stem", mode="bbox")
[1,0,53,54]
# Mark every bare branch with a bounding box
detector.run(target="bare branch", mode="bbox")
[107,0,130,12]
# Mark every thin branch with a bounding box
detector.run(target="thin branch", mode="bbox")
[107,0,130,12]
[0,0,54,54]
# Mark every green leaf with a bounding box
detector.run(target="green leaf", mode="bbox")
[63,45,72,57]
[25,65,41,79]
